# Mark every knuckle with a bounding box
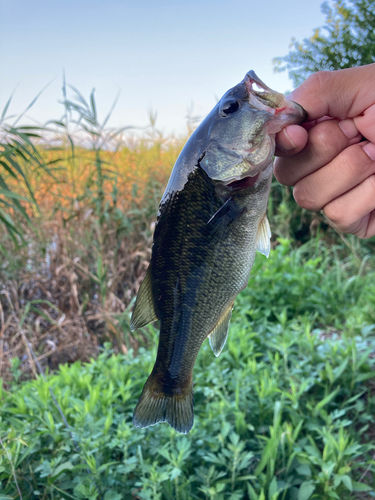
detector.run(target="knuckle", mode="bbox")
[323,200,343,226]
[358,232,369,240]
[349,217,370,240]
[310,121,339,153]
[274,161,294,186]
[341,144,375,177]
[293,181,321,211]
[304,71,332,94]
[324,175,375,236]
[366,173,375,194]
[341,144,358,163]
[310,120,353,160]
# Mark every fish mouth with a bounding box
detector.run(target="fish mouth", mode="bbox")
[244,71,284,109]
[244,71,307,127]
[227,172,260,191]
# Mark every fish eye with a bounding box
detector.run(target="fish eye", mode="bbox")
[220,99,240,117]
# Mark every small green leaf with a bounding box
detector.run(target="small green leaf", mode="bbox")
[247,483,259,500]
[352,481,373,492]
[216,483,225,493]
[341,475,352,492]
[296,464,311,477]
[52,460,74,479]
[354,372,375,383]
[268,476,278,498]
[298,482,315,500]
[314,388,340,413]
[333,358,348,380]
[104,492,122,500]
[170,467,181,480]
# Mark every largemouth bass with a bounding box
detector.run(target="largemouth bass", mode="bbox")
[131,71,306,433]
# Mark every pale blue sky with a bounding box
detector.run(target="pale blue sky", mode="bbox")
[0,0,326,135]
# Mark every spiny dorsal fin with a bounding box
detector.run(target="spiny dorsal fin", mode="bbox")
[130,268,158,331]
[256,213,271,258]
[208,302,234,357]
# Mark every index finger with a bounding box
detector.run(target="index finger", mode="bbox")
[289,64,375,121]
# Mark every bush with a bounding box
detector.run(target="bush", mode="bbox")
[1,240,375,499]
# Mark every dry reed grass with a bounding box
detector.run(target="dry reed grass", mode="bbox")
[0,135,183,383]
[0,83,209,382]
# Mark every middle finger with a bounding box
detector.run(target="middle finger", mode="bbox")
[274,118,362,186]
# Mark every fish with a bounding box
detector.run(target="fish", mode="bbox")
[131,71,306,434]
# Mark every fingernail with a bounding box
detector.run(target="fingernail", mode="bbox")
[338,119,359,139]
[280,128,297,151]
[363,143,375,161]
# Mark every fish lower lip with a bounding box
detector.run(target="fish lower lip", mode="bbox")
[228,173,260,190]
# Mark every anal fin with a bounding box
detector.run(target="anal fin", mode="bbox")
[256,213,271,258]
[208,302,234,357]
[130,268,158,331]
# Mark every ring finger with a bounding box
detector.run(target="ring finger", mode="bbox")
[323,172,375,238]
[293,141,375,211]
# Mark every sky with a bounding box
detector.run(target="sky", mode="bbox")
[0,0,326,137]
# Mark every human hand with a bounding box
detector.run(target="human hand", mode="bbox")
[274,63,375,239]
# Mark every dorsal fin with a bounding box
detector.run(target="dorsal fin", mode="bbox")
[130,269,158,331]
[208,302,234,357]
[256,213,271,258]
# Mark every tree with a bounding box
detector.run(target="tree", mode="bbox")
[273,0,375,87]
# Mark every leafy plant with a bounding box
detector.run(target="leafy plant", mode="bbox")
[0,240,374,499]
[0,99,42,243]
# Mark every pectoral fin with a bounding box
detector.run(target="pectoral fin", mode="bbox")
[256,213,271,258]
[207,197,244,228]
[208,302,234,357]
[130,269,158,331]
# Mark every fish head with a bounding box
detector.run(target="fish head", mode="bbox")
[198,70,307,186]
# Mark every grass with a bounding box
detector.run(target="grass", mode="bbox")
[0,240,375,499]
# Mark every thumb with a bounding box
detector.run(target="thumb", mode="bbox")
[275,124,308,157]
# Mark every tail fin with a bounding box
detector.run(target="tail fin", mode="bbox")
[133,374,194,434]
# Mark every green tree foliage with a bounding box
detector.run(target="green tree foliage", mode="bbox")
[273,0,375,87]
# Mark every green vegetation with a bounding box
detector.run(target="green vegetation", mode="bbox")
[0,240,375,499]
[273,0,375,87]
[0,105,44,241]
